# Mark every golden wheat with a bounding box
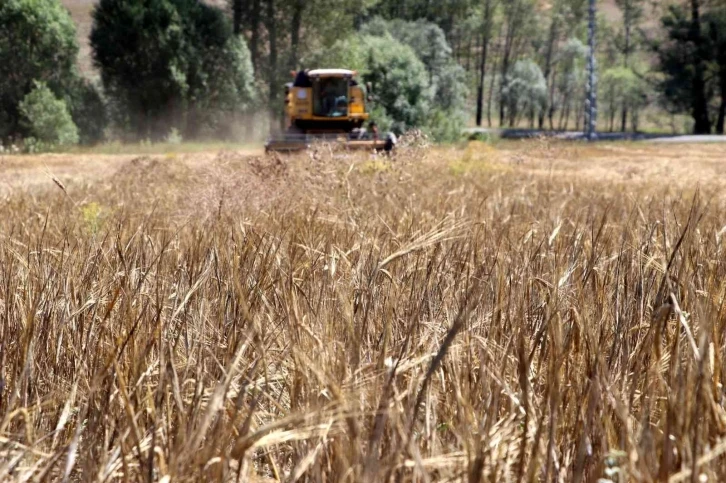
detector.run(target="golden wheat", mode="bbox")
[0,141,725,482]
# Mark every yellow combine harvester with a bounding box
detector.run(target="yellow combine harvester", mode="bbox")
[264,68,394,153]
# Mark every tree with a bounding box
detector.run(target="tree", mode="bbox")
[91,0,256,141]
[230,0,244,35]
[310,33,434,135]
[64,78,108,145]
[0,0,78,140]
[657,3,714,134]
[19,82,79,147]
[499,0,536,126]
[476,0,497,127]
[704,8,726,133]
[600,67,648,132]
[361,18,451,81]
[339,18,468,141]
[614,0,645,130]
[502,59,547,127]
[360,17,468,115]
[688,0,711,133]
[537,0,588,130]
[555,38,587,130]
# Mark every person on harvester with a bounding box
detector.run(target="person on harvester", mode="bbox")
[369,121,379,141]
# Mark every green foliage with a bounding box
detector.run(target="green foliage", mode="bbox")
[91,0,256,141]
[656,5,698,115]
[65,78,109,145]
[502,60,547,126]
[304,0,381,47]
[657,4,726,132]
[425,108,466,144]
[19,82,79,148]
[310,17,466,142]
[600,67,649,128]
[165,127,183,145]
[0,0,79,139]
[361,17,468,114]
[361,17,451,79]
[311,33,433,134]
[80,202,106,235]
[556,38,588,95]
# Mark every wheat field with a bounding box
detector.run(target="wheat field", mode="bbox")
[1,139,725,482]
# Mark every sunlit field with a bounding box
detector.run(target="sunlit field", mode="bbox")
[1,139,726,482]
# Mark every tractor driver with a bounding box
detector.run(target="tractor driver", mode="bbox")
[321,81,337,116]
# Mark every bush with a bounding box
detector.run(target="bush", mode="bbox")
[65,78,109,145]
[19,82,79,148]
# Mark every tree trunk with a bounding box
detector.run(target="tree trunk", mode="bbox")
[487,26,503,127]
[250,0,261,71]
[499,2,527,127]
[620,11,631,132]
[266,0,278,123]
[465,35,474,73]
[476,0,494,127]
[560,99,569,130]
[548,66,558,130]
[232,0,243,36]
[499,33,512,127]
[718,63,726,134]
[289,0,304,71]
[539,14,560,129]
[690,0,711,134]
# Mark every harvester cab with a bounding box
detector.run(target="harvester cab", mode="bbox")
[265,69,392,153]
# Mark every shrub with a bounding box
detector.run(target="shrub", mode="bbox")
[65,78,109,145]
[19,82,79,148]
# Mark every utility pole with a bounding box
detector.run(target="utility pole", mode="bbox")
[585,0,598,140]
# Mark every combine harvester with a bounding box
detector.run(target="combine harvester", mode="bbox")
[264,68,395,153]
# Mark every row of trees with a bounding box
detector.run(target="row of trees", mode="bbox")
[0,0,468,148]
[369,0,726,134]
[1,0,726,149]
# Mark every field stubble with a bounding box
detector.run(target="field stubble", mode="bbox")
[1,140,726,482]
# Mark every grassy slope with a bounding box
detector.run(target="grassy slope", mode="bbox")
[1,141,726,481]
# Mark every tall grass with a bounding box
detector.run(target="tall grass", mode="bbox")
[1,144,725,482]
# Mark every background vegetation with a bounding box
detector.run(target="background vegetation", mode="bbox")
[2,0,726,150]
